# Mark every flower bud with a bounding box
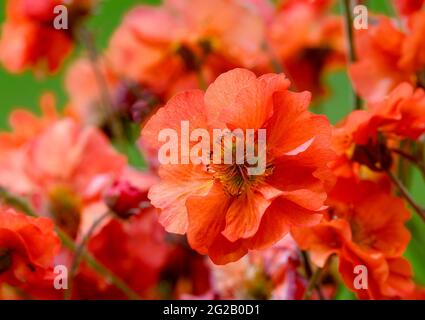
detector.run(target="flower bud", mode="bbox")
[104,180,148,219]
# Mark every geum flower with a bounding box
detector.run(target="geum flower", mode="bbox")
[142,68,335,264]
[331,83,425,179]
[0,206,60,288]
[349,12,425,102]
[292,178,414,299]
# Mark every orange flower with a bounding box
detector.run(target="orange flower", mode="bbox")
[350,13,425,102]
[269,0,345,98]
[0,99,126,238]
[331,83,425,179]
[0,0,95,73]
[142,68,335,264]
[330,109,372,179]
[0,206,60,287]
[292,178,413,299]
[107,0,269,100]
[339,249,415,300]
[361,83,425,141]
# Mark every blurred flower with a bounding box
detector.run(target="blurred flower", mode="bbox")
[142,68,335,264]
[0,96,126,238]
[65,57,160,129]
[0,206,60,288]
[160,237,211,299]
[394,0,424,17]
[269,0,345,99]
[72,208,171,299]
[0,0,96,74]
[65,58,119,127]
[107,0,269,100]
[206,236,306,299]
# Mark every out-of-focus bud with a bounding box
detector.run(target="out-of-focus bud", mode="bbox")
[113,82,158,123]
[104,180,149,219]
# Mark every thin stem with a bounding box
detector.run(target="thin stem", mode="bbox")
[301,251,325,300]
[66,211,111,299]
[386,170,425,223]
[391,147,425,180]
[342,0,362,110]
[78,27,124,141]
[300,251,313,278]
[0,187,140,300]
[0,187,37,217]
[303,266,325,300]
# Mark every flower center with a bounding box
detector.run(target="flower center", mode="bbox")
[207,133,273,197]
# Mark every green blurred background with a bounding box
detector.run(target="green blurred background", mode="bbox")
[0,0,423,298]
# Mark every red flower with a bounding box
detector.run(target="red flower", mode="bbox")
[0,206,60,287]
[72,209,170,299]
[394,0,425,17]
[142,68,335,264]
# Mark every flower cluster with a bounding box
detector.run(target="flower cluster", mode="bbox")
[0,0,424,300]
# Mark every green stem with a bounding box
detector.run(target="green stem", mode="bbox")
[386,170,425,223]
[0,187,140,300]
[303,266,325,300]
[342,0,362,110]
[65,211,111,300]
[391,147,425,180]
[301,251,326,300]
